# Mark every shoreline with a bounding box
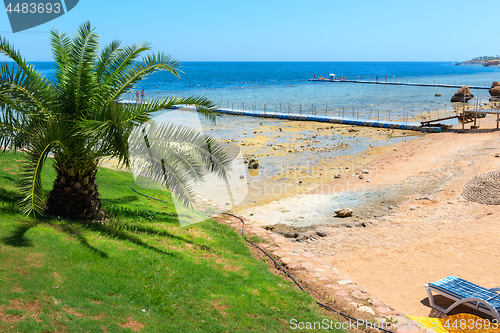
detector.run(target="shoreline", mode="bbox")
[242,113,500,319]
[97,108,500,322]
[228,118,423,212]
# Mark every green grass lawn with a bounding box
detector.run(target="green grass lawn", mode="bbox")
[0,151,344,333]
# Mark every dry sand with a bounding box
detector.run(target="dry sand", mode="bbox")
[240,114,500,318]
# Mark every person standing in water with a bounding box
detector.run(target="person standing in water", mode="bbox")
[136,90,140,102]
[140,89,145,102]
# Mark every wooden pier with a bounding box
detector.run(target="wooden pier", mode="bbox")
[209,108,444,132]
[457,109,500,129]
[308,79,490,90]
[121,101,500,132]
[420,106,500,129]
[118,101,441,132]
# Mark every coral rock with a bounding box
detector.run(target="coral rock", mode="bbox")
[334,208,353,217]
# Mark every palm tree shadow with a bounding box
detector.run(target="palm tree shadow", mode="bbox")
[0,187,22,204]
[111,222,198,245]
[85,221,180,256]
[48,219,180,258]
[56,223,109,258]
[103,204,180,225]
[101,200,202,246]
[1,224,33,247]
[0,188,22,214]
[0,175,17,184]
[102,196,140,205]
[1,192,192,256]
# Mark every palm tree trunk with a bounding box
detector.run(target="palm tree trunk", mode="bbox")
[45,166,103,219]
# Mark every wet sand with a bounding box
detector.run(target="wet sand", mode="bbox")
[222,118,423,211]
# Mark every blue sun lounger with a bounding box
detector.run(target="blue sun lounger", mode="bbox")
[425,276,500,320]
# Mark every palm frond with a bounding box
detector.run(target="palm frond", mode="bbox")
[95,40,122,79]
[77,102,130,165]
[124,95,218,123]
[18,123,67,217]
[50,28,73,112]
[50,28,72,92]
[0,35,35,73]
[58,21,99,117]
[0,62,55,115]
[121,96,218,124]
[79,96,217,167]
[0,103,31,150]
[106,52,181,102]
[99,42,151,89]
[179,96,219,123]
[0,36,55,117]
[128,121,230,207]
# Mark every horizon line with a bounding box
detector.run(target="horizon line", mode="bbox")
[12,60,462,63]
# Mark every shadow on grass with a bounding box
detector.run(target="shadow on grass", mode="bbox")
[1,188,191,257]
[0,174,18,184]
[101,195,140,205]
[2,218,183,257]
[46,219,180,258]
[0,187,22,204]
[103,204,179,225]
[1,223,33,247]
[56,223,109,258]
[0,188,22,214]
[108,221,198,245]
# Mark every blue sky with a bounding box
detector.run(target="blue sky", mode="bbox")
[0,0,498,62]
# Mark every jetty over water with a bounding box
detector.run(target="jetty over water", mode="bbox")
[118,100,442,132]
[121,100,500,133]
[209,108,444,132]
[308,78,490,90]
[420,101,500,129]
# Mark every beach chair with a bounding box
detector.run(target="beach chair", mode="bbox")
[425,276,500,320]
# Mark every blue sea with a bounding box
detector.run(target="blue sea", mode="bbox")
[35,61,500,117]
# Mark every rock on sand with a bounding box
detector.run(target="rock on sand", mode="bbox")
[334,208,353,217]
[451,86,473,102]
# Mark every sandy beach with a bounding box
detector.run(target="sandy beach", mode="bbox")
[237,113,500,319]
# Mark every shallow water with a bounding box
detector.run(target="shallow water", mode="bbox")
[32,61,500,218]
[153,109,415,177]
[150,109,421,215]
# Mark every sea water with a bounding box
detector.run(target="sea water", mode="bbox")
[33,60,500,161]
[35,61,500,116]
[33,62,500,212]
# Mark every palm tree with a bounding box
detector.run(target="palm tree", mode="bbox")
[0,22,230,219]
